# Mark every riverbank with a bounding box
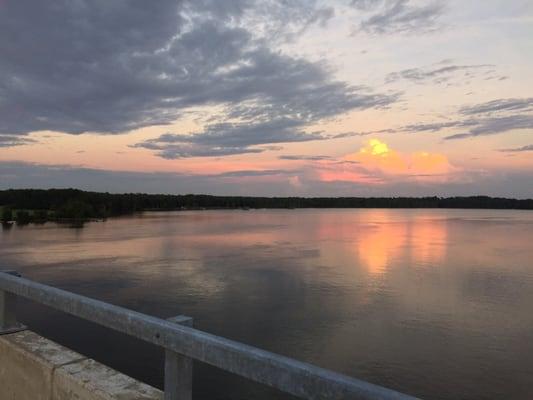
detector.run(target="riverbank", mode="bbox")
[2,188,532,227]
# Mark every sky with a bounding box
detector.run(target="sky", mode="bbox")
[0,0,532,197]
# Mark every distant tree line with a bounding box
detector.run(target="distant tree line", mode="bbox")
[1,189,532,223]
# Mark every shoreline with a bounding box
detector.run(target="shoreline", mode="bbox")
[3,206,533,227]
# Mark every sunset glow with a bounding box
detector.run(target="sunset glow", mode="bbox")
[0,1,531,197]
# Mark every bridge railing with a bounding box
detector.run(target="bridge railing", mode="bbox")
[0,271,420,400]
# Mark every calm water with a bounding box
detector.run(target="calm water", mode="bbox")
[2,209,533,400]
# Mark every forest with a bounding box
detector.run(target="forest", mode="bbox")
[1,188,532,224]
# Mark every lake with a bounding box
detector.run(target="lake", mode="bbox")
[1,209,533,400]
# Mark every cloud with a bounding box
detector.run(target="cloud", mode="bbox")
[214,169,295,178]
[460,98,533,115]
[372,98,533,140]
[352,0,445,35]
[314,139,456,185]
[133,83,396,158]
[186,0,335,42]
[1,160,532,198]
[0,0,392,147]
[402,120,478,132]
[132,120,325,158]
[351,139,451,175]
[391,115,533,140]
[444,115,533,140]
[278,155,333,161]
[0,161,299,196]
[0,0,183,135]
[368,119,476,135]
[499,144,533,153]
[0,135,36,147]
[385,63,495,85]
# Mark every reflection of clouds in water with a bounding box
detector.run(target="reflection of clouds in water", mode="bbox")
[355,213,449,273]
[409,216,448,267]
[356,222,408,275]
[2,209,533,400]
[314,210,449,275]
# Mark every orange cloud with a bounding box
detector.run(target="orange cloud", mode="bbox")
[318,169,380,184]
[347,139,451,177]
[409,151,450,174]
[315,139,453,183]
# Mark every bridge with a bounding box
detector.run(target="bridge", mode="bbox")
[0,270,420,400]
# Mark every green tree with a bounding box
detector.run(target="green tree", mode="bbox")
[15,210,31,224]
[1,207,13,222]
[57,199,94,220]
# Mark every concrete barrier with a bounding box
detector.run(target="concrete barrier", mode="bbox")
[0,330,162,400]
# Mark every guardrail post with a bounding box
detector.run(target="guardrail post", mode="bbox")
[165,315,193,400]
[0,271,27,335]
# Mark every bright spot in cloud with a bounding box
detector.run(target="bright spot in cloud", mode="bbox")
[350,139,451,176]
[362,139,391,156]
[321,139,453,183]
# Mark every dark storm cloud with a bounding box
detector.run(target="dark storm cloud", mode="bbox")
[499,144,533,153]
[351,0,445,35]
[0,135,36,147]
[385,63,494,85]
[0,0,383,155]
[460,98,533,115]
[0,0,184,134]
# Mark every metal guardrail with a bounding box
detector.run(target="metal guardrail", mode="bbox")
[0,271,420,400]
